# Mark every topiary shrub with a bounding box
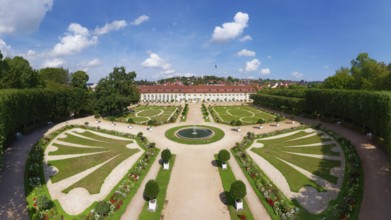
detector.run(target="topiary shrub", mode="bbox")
[257,118,265,124]
[161,149,172,162]
[230,180,247,201]
[144,180,160,201]
[127,118,134,123]
[95,201,111,216]
[36,195,51,210]
[218,149,230,163]
[275,116,282,123]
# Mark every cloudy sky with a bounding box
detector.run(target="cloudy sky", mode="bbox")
[0,0,390,82]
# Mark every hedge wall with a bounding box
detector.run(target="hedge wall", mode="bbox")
[0,88,90,170]
[250,93,305,114]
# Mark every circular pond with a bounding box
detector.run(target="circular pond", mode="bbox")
[165,125,224,145]
[176,127,214,139]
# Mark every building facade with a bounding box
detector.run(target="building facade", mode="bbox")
[138,85,256,102]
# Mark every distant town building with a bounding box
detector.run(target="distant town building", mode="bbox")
[138,85,256,102]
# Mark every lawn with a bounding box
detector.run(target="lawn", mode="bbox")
[210,105,275,124]
[47,129,140,194]
[138,155,176,220]
[251,129,341,192]
[115,105,180,124]
[215,156,255,220]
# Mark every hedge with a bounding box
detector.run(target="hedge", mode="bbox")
[0,88,90,170]
[250,93,305,113]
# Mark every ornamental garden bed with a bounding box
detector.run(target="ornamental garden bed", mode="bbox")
[209,105,277,125]
[111,105,182,125]
[25,125,159,219]
[231,126,363,219]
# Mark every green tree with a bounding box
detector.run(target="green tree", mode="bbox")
[71,70,89,89]
[39,67,70,88]
[161,149,172,163]
[0,56,43,89]
[322,67,354,89]
[94,66,140,116]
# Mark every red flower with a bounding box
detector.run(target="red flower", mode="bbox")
[115,204,121,210]
[33,204,37,207]
[267,199,274,206]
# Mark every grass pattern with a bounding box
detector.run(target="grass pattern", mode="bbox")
[211,106,275,124]
[251,130,341,192]
[47,130,140,194]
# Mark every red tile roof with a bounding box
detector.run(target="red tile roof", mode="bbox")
[137,85,256,94]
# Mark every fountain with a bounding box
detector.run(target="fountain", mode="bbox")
[192,123,198,135]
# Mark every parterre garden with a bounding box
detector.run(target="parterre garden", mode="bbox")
[25,126,159,219]
[209,105,276,125]
[114,105,181,125]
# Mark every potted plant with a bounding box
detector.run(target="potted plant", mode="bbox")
[275,116,282,127]
[218,149,230,169]
[161,149,172,170]
[257,119,265,129]
[230,180,247,211]
[147,120,154,131]
[144,180,160,211]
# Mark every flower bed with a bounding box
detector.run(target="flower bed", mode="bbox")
[25,125,159,219]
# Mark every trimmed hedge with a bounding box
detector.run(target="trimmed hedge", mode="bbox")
[251,93,305,113]
[0,88,90,170]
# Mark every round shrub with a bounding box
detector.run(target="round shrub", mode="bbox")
[95,201,111,216]
[144,180,160,201]
[257,118,265,124]
[230,180,247,200]
[36,195,51,210]
[127,118,135,123]
[161,149,172,162]
[275,116,282,122]
[218,149,230,163]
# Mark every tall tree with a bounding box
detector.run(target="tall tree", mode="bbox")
[39,67,70,88]
[0,51,10,88]
[94,66,140,116]
[322,67,354,89]
[71,70,89,89]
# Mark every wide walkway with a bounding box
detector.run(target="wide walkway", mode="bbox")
[1,102,390,220]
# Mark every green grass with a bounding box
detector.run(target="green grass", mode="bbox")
[215,156,255,220]
[210,105,275,124]
[165,125,225,145]
[138,155,176,220]
[251,129,341,192]
[48,130,140,194]
[115,105,179,124]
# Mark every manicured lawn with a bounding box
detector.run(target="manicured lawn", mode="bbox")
[251,129,341,192]
[210,105,275,124]
[215,156,255,220]
[47,130,140,194]
[115,105,179,124]
[165,125,225,145]
[138,155,176,220]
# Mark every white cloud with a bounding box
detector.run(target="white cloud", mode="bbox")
[237,49,255,57]
[260,68,271,75]
[51,23,98,56]
[212,12,249,42]
[0,0,53,35]
[94,20,127,35]
[267,55,272,60]
[244,59,261,72]
[239,35,252,42]
[292,71,304,79]
[131,15,150,25]
[324,65,329,69]
[0,39,11,57]
[142,52,174,73]
[43,58,64,68]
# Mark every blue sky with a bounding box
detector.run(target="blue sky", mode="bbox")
[0,0,390,82]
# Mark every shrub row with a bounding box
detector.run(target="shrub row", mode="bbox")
[251,93,305,114]
[0,88,90,170]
